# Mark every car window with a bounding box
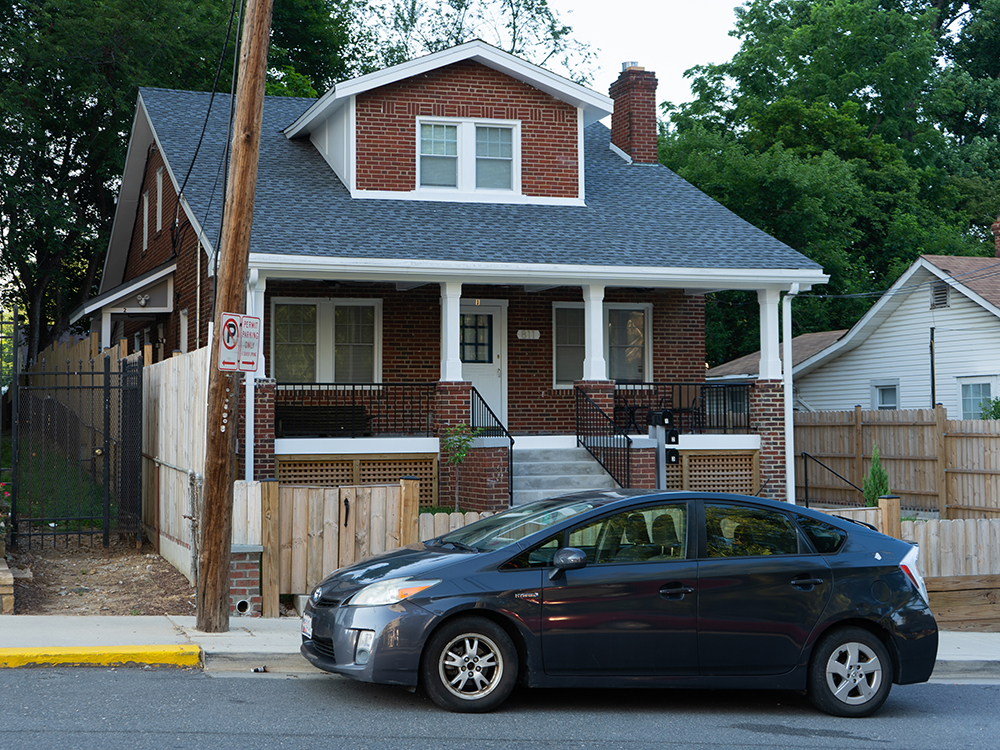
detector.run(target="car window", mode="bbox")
[794,514,848,554]
[500,534,561,570]
[704,503,801,558]
[567,504,688,565]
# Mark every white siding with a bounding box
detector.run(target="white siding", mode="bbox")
[796,272,1000,418]
[307,105,351,189]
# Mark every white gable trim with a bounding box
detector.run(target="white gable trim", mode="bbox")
[284,40,613,139]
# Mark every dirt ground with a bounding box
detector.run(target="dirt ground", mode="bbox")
[7,535,197,616]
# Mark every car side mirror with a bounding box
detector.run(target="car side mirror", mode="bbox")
[549,547,587,580]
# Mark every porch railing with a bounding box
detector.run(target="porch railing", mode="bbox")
[575,387,631,488]
[613,382,752,435]
[470,387,515,505]
[274,383,437,438]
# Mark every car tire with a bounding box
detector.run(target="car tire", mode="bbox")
[808,626,893,717]
[420,616,518,713]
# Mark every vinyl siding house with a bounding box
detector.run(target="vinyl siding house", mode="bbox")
[792,254,1000,419]
[74,41,827,509]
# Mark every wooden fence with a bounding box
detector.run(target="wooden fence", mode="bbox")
[795,405,1000,518]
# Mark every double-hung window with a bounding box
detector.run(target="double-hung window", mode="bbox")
[418,119,518,193]
[959,380,994,420]
[272,298,381,383]
[552,303,652,387]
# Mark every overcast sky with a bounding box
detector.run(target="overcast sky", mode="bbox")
[547,0,743,106]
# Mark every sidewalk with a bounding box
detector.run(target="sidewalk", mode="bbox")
[1,615,998,679]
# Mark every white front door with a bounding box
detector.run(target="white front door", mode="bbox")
[460,301,507,423]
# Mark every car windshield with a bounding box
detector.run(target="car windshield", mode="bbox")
[436,498,599,550]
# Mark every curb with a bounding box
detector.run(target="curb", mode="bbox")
[203,652,319,673]
[931,660,1000,681]
[0,645,203,669]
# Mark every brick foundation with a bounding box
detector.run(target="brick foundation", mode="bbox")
[751,379,787,502]
[229,545,263,617]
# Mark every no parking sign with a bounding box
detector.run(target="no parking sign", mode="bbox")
[218,313,260,372]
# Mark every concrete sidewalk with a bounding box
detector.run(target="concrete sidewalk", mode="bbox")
[1,615,998,679]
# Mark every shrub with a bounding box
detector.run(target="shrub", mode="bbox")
[862,444,890,507]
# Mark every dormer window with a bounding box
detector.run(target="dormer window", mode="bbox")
[417,118,518,193]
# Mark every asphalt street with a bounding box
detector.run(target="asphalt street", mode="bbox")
[4,668,1000,750]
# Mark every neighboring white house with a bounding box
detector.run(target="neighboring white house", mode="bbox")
[791,254,1000,419]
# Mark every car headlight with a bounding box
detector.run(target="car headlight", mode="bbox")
[350,578,440,607]
[310,586,323,604]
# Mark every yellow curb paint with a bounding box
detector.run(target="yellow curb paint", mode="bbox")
[0,645,202,669]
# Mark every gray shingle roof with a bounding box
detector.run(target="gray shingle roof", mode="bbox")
[141,87,821,271]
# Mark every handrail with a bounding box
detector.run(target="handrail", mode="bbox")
[613,381,751,434]
[801,451,864,509]
[469,387,515,506]
[575,387,632,488]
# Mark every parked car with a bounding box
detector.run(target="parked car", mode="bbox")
[301,490,937,716]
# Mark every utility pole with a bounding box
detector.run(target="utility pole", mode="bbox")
[197,0,273,633]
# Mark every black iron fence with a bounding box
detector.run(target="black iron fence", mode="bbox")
[12,354,143,549]
[800,451,864,509]
[614,382,752,434]
[275,383,437,437]
[576,387,632,488]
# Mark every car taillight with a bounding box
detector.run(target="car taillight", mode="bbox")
[900,545,929,606]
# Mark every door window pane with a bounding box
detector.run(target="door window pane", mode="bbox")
[273,304,316,382]
[962,382,991,420]
[705,503,800,558]
[475,126,513,189]
[334,305,375,382]
[461,314,492,363]
[608,309,645,382]
[554,307,585,384]
[420,124,457,187]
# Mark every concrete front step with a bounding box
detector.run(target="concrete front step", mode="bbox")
[511,447,615,505]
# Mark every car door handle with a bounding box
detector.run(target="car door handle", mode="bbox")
[659,582,695,600]
[791,576,824,590]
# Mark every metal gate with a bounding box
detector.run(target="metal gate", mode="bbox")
[8,342,143,550]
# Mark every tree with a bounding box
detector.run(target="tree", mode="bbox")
[441,422,481,511]
[661,0,1000,366]
[862,444,890,507]
[370,0,593,82]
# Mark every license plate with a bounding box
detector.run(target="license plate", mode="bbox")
[301,612,312,639]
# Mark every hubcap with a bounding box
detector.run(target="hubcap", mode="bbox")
[438,633,504,701]
[825,641,883,705]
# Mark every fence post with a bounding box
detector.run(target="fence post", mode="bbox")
[400,477,420,546]
[879,495,901,539]
[260,479,279,618]
[935,404,949,520]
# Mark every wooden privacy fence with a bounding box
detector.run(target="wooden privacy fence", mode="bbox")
[796,406,1000,518]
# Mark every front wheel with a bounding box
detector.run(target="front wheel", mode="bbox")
[808,626,893,717]
[420,616,518,713]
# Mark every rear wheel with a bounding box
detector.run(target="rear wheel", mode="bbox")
[420,616,517,713]
[808,626,893,717]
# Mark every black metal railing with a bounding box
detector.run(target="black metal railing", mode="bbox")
[575,387,631,488]
[800,452,864,509]
[613,381,752,435]
[470,387,515,505]
[275,383,437,438]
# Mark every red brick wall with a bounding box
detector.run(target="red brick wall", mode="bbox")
[751,379,787,502]
[229,549,262,617]
[118,146,213,362]
[609,67,659,164]
[355,60,580,197]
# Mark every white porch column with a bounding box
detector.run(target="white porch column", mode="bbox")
[782,284,799,505]
[101,311,112,351]
[440,281,464,381]
[245,271,266,482]
[583,284,607,380]
[757,288,782,380]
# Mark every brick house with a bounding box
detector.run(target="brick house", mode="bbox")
[74,41,827,510]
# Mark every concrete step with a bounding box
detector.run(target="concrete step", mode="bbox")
[513,473,616,491]
[510,447,615,505]
[513,460,610,476]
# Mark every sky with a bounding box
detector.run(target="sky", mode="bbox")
[547,0,744,106]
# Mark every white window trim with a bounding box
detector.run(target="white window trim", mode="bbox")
[142,190,149,252]
[957,375,997,420]
[415,117,521,197]
[156,167,164,232]
[270,297,382,383]
[870,379,899,410]
[552,301,654,388]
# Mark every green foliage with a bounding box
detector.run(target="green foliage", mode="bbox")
[662,0,1000,366]
[862,444,890,507]
[441,422,481,511]
[980,397,1000,420]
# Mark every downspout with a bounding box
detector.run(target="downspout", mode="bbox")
[245,269,258,482]
[782,284,799,505]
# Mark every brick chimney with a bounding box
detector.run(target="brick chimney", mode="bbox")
[609,62,659,164]
[992,215,1000,258]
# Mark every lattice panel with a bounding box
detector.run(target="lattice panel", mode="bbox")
[359,458,437,507]
[687,453,756,494]
[278,459,355,486]
[663,465,684,490]
[277,455,437,507]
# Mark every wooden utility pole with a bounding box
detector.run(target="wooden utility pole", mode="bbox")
[196,0,274,633]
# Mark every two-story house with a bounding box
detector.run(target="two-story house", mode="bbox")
[73,41,827,510]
